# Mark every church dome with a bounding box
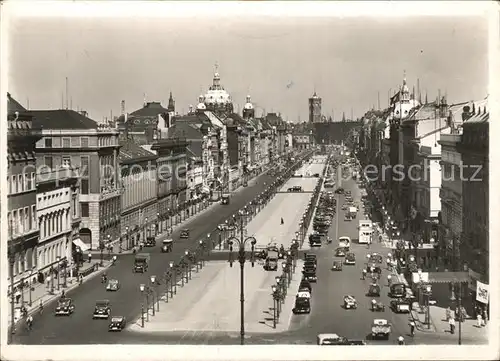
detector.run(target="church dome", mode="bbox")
[204,66,233,108]
[243,95,254,110]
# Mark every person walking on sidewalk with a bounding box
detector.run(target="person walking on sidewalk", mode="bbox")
[409,320,416,336]
[88,252,92,263]
[476,313,483,328]
[39,300,44,314]
[449,315,456,334]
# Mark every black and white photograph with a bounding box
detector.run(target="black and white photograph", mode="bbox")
[1,1,498,360]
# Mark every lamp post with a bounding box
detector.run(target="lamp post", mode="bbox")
[275,277,282,315]
[62,258,68,288]
[198,239,205,268]
[139,284,146,326]
[99,240,105,266]
[56,256,61,291]
[150,275,159,312]
[184,250,192,280]
[125,226,129,250]
[424,284,432,329]
[107,234,112,259]
[145,217,149,239]
[271,285,278,328]
[156,212,160,236]
[169,261,177,295]
[164,269,170,302]
[228,209,257,346]
[50,266,55,295]
[28,268,34,306]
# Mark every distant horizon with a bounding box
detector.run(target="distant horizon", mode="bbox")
[8,11,488,123]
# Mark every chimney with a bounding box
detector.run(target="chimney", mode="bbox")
[80,110,88,117]
[121,100,125,115]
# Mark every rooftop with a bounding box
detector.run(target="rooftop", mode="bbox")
[7,93,27,114]
[29,109,100,130]
[130,102,169,118]
[119,139,157,164]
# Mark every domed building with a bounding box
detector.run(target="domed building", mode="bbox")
[242,95,255,119]
[203,67,234,115]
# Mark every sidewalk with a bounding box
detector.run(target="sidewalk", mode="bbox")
[8,259,111,327]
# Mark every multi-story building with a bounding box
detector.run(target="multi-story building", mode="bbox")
[36,165,81,275]
[6,93,42,290]
[309,92,322,123]
[119,138,157,250]
[292,132,313,150]
[31,109,121,249]
[153,137,189,230]
[457,103,489,294]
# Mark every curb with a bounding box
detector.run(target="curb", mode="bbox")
[8,261,112,330]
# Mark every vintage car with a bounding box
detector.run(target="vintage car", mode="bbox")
[335,247,346,257]
[371,319,391,340]
[93,300,111,319]
[334,188,344,194]
[344,214,352,222]
[390,298,411,313]
[344,252,356,265]
[106,279,120,292]
[332,260,343,271]
[368,283,381,297]
[304,260,317,270]
[293,291,311,314]
[302,269,317,282]
[161,239,174,253]
[343,295,358,309]
[299,279,312,293]
[55,298,75,316]
[338,236,351,250]
[389,283,406,298]
[108,316,126,331]
[317,333,366,345]
[179,229,190,239]
[369,253,383,264]
[287,186,303,192]
[144,236,156,247]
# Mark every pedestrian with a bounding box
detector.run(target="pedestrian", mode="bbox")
[397,335,405,345]
[26,315,33,330]
[39,299,44,314]
[449,315,456,334]
[483,309,488,325]
[88,252,92,263]
[476,313,482,328]
[409,320,416,336]
[362,268,367,280]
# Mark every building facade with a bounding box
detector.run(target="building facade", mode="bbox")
[36,166,81,274]
[31,109,121,249]
[153,137,189,230]
[438,132,463,268]
[7,93,42,288]
[119,139,158,250]
[457,105,489,287]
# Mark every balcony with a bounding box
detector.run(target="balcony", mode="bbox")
[99,187,121,201]
[36,167,80,184]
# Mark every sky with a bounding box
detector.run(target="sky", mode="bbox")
[8,14,489,123]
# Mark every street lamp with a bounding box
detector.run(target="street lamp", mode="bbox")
[56,256,61,291]
[28,268,34,306]
[227,209,257,346]
[185,250,192,280]
[169,261,177,295]
[139,284,146,326]
[156,212,160,235]
[125,226,129,250]
[62,258,68,288]
[150,275,159,313]
[107,234,112,259]
[198,239,205,268]
[271,285,278,329]
[424,284,432,329]
[99,240,105,266]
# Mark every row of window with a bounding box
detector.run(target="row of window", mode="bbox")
[43,155,89,177]
[7,205,37,237]
[45,137,89,148]
[122,173,156,209]
[8,173,36,195]
[10,241,69,278]
[40,209,71,240]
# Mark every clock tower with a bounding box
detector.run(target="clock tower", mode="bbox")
[309,91,322,123]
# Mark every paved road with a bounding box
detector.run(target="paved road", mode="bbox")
[14,152,312,345]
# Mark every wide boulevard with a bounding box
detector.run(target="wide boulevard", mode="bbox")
[14,152,311,345]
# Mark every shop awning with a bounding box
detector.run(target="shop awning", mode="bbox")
[72,238,90,252]
[427,271,469,284]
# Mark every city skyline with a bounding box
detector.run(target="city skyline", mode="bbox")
[8,14,488,123]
